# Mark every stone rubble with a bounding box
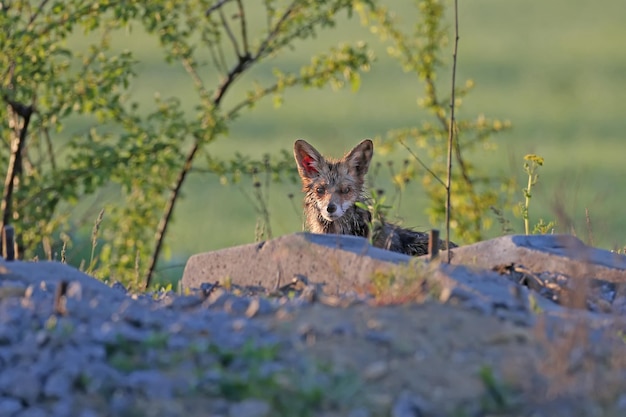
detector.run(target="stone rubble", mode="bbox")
[1,233,625,416]
[0,258,386,416]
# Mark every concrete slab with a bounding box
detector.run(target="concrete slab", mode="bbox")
[182,233,414,294]
[449,234,626,283]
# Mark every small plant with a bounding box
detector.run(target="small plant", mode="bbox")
[478,365,516,413]
[355,188,391,246]
[520,154,555,235]
[528,292,543,314]
[86,209,105,275]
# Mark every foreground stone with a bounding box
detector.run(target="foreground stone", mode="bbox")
[182,233,413,294]
[449,234,626,283]
[450,234,626,314]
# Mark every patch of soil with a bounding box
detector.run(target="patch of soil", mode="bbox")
[262,301,626,416]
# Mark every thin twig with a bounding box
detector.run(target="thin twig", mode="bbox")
[218,7,242,59]
[398,139,446,187]
[253,1,297,61]
[43,127,57,172]
[585,207,594,246]
[213,55,252,106]
[27,0,51,28]
[207,41,227,75]
[205,0,233,16]
[235,0,249,55]
[445,0,459,263]
[181,58,209,100]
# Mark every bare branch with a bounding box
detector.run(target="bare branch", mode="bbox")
[181,57,209,99]
[27,0,50,27]
[216,41,229,76]
[254,1,298,60]
[212,36,253,107]
[445,0,459,262]
[398,139,446,188]
[43,127,57,172]
[235,0,249,55]
[205,0,233,17]
[144,131,212,289]
[218,7,242,59]
[207,41,227,75]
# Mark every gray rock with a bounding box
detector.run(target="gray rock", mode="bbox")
[115,299,164,329]
[0,347,18,369]
[228,398,271,417]
[224,296,250,315]
[65,281,83,300]
[51,399,74,417]
[348,408,371,417]
[0,324,16,345]
[245,297,274,317]
[0,367,42,404]
[111,281,128,293]
[204,288,231,309]
[15,407,47,417]
[80,362,123,394]
[391,391,427,417]
[126,369,173,399]
[162,294,204,310]
[364,330,392,345]
[43,369,74,399]
[0,397,23,416]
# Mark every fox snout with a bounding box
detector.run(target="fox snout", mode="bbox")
[316,194,350,222]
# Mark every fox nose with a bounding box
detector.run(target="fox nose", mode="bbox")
[327,203,336,214]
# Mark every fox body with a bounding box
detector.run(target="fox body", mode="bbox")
[293,139,453,256]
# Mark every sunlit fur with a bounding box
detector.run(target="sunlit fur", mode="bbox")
[294,139,456,256]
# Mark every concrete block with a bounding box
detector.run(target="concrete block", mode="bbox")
[182,233,413,294]
[449,234,626,283]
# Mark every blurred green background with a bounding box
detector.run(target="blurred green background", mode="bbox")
[66,0,626,280]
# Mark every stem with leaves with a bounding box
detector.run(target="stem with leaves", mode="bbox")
[521,154,544,235]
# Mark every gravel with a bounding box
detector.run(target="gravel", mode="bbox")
[1,260,624,416]
[0,272,376,417]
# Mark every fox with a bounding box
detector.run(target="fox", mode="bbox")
[293,139,456,256]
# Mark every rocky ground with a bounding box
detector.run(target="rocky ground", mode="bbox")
[1,234,626,417]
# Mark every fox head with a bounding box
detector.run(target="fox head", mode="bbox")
[293,139,373,225]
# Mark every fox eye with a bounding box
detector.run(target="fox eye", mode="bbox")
[315,186,325,195]
[340,186,351,194]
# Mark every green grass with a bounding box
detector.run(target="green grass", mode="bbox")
[58,0,626,281]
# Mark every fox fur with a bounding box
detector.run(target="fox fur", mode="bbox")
[293,139,455,256]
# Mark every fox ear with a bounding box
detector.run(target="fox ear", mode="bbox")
[344,139,373,178]
[294,139,323,179]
